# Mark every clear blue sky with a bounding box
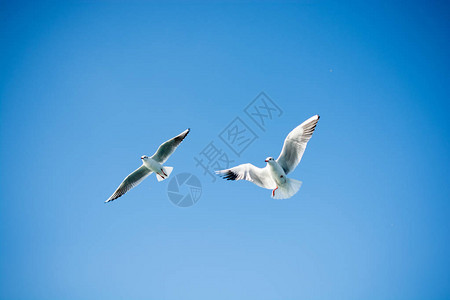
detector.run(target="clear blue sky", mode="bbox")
[1,1,449,299]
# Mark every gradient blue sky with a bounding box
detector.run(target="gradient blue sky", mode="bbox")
[1,1,449,299]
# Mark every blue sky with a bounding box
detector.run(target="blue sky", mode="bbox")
[1,1,449,299]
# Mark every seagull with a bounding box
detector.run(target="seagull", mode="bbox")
[105,128,190,203]
[216,115,319,199]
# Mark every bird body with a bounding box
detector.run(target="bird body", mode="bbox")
[105,128,190,203]
[142,157,161,174]
[141,156,172,181]
[216,115,319,199]
[266,158,287,186]
[142,156,161,172]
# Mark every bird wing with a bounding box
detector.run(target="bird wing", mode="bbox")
[216,163,277,190]
[106,165,152,203]
[276,115,320,174]
[151,128,190,164]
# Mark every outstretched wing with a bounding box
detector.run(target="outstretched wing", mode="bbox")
[276,115,320,174]
[151,128,190,164]
[106,165,152,203]
[216,163,276,190]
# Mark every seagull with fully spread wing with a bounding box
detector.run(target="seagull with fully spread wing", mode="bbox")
[216,115,319,199]
[105,128,190,203]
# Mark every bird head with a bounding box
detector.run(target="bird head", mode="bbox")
[141,155,148,160]
[265,157,274,163]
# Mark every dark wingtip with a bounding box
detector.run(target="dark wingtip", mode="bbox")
[217,170,238,181]
[175,128,190,142]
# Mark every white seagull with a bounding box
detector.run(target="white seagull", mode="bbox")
[216,115,319,199]
[105,128,190,203]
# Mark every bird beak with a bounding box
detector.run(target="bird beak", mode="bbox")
[265,159,268,162]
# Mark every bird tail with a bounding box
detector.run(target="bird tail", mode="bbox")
[156,166,173,182]
[272,178,302,199]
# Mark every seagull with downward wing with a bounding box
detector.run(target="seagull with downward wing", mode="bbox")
[216,115,319,199]
[105,129,190,203]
